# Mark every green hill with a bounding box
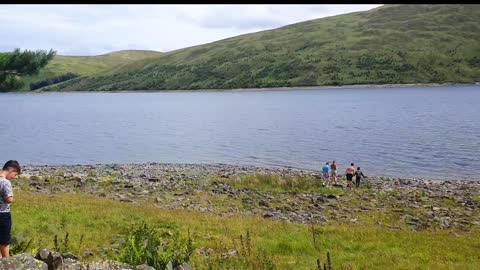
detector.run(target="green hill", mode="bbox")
[19,50,162,91]
[48,4,480,91]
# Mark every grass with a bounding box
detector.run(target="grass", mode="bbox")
[16,50,162,91]
[10,190,480,269]
[212,174,344,195]
[43,4,480,92]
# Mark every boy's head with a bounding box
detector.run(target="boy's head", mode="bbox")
[351,163,354,166]
[326,161,329,165]
[2,160,21,180]
[357,167,361,170]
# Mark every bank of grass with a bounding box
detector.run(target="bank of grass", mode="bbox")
[10,191,480,270]
[16,50,163,91]
[212,174,344,195]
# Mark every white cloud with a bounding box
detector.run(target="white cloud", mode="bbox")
[0,4,381,55]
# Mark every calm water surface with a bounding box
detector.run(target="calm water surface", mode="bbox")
[1,85,479,180]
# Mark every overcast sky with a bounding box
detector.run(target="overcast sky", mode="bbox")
[0,4,381,56]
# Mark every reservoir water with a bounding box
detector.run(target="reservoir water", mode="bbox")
[1,85,479,180]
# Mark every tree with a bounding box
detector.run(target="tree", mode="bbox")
[0,48,56,91]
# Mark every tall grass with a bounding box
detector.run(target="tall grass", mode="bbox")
[10,191,480,269]
[213,174,344,195]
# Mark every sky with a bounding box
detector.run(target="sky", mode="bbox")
[0,4,382,56]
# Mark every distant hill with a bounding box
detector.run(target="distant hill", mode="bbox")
[18,50,162,91]
[42,4,480,91]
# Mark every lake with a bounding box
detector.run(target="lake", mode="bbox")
[1,85,479,180]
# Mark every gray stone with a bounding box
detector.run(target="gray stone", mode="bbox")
[62,252,80,261]
[46,251,63,270]
[136,264,155,270]
[35,248,50,261]
[174,262,193,270]
[0,254,48,270]
[259,200,269,207]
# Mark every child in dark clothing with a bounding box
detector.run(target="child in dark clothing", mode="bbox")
[354,167,366,188]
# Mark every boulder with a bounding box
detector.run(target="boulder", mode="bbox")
[35,248,50,261]
[0,253,48,270]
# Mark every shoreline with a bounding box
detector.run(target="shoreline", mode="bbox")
[20,162,480,183]
[17,162,480,228]
[23,82,480,94]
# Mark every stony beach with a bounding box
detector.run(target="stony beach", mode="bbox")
[16,163,480,231]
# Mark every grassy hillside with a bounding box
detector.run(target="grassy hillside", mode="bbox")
[12,190,480,270]
[46,4,480,91]
[18,50,162,91]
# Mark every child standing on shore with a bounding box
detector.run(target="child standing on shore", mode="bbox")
[322,162,330,187]
[355,167,366,188]
[330,160,337,185]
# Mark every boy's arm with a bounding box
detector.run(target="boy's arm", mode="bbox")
[1,182,14,203]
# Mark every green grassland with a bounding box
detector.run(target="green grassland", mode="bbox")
[45,4,480,92]
[10,173,480,270]
[17,50,162,91]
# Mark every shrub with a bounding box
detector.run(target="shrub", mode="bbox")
[30,72,80,90]
[119,222,194,270]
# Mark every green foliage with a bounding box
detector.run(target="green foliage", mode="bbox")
[46,4,480,92]
[203,230,276,270]
[215,174,344,195]
[118,222,194,270]
[10,233,34,255]
[10,191,480,269]
[0,48,56,91]
[9,50,163,92]
[30,72,80,90]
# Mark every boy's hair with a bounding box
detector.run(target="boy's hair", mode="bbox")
[351,163,354,166]
[3,160,21,174]
[326,161,329,165]
[357,167,361,170]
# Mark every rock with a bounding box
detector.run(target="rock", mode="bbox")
[46,251,63,270]
[35,248,50,261]
[196,247,214,257]
[0,254,48,269]
[62,252,80,261]
[226,249,238,257]
[327,194,337,199]
[259,200,269,207]
[30,175,41,181]
[403,214,420,225]
[174,262,193,270]
[68,260,134,270]
[136,264,155,270]
[119,197,135,203]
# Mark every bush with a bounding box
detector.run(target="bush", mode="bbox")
[30,72,80,90]
[119,222,194,270]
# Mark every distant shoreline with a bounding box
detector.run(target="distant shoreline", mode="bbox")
[29,82,479,94]
[21,162,480,182]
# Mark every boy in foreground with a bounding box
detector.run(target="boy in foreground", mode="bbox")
[0,160,21,258]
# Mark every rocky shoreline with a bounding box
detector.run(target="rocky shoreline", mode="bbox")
[17,163,480,231]
[37,82,479,93]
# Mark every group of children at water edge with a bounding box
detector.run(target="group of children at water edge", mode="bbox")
[321,161,366,189]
